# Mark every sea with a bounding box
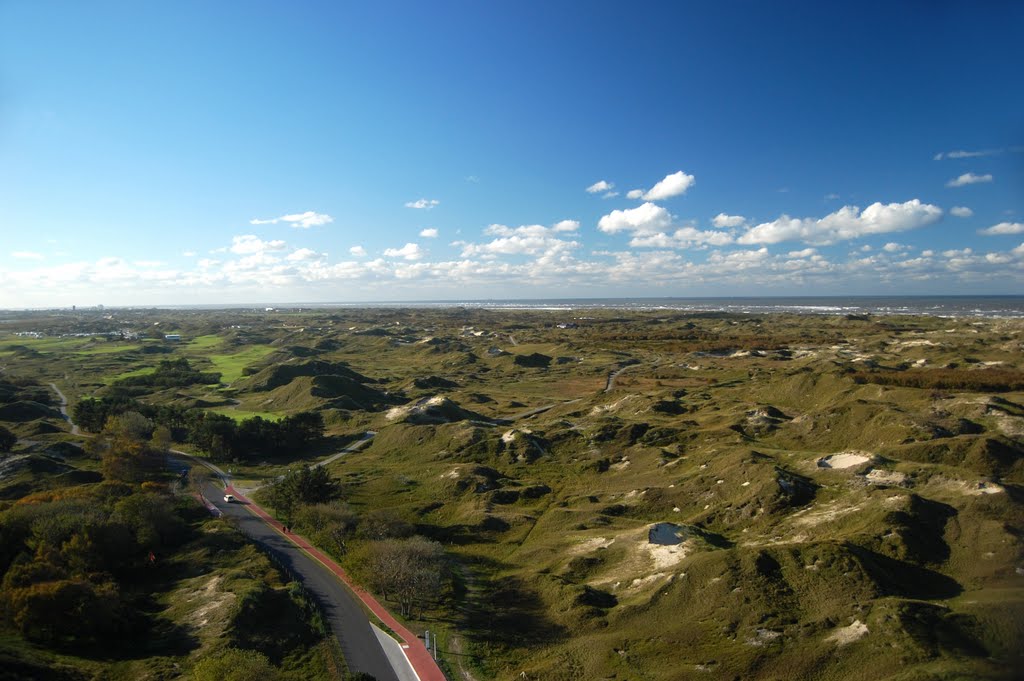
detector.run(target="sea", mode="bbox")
[280,296,1024,319]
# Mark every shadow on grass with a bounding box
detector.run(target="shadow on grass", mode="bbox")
[455,555,567,648]
[847,543,963,600]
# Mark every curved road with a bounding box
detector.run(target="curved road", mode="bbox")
[55,383,419,681]
[193,470,401,681]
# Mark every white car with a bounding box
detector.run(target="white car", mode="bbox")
[223,494,236,503]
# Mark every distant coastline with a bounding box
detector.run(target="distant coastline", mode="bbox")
[7,295,1023,318]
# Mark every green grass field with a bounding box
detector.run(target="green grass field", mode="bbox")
[208,345,277,384]
[208,406,284,422]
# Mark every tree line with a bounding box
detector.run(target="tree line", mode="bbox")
[73,396,325,461]
[849,367,1024,392]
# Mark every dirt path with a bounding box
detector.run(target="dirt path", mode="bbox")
[314,430,377,468]
[48,382,80,435]
[605,363,641,392]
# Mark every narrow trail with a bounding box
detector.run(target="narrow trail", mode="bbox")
[604,363,641,392]
[223,431,378,497]
[48,382,80,435]
[502,398,581,423]
[313,430,377,469]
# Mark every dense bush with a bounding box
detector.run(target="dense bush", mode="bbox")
[114,358,220,388]
[850,368,1024,392]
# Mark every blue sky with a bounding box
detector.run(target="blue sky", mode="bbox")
[1,1,1022,307]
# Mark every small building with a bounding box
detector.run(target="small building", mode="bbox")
[164,334,181,341]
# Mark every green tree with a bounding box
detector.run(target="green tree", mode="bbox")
[265,466,341,522]
[106,411,153,442]
[292,503,358,556]
[0,425,16,453]
[150,424,172,453]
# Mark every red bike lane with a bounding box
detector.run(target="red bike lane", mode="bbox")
[225,486,447,681]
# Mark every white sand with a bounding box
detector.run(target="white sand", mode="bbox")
[643,541,692,570]
[935,478,1005,496]
[569,536,615,555]
[817,451,872,469]
[865,469,907,486]
[827,620,869,646]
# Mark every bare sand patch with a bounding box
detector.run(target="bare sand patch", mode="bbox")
[643,539,694,570]
[865,469,907,486]
[992,413,1024,438]
[569,536,615,555]
[827,619,868,646]
[817,451,873,469]
[929,476,1004,496]
[793,500,863,527]
[178,574,235,631]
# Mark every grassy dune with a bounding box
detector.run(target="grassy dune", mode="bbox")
[0,307,1021,680]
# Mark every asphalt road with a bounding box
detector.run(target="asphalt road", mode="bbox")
[196,475,400,681]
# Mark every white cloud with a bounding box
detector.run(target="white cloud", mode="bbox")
[978,222,1024,236]
[626,189,644,200]
[883,242,905,253]
[11,251,44,260]
[384,243,423,260]
[349,245,367,257]
[787,248,817,258]
[712,213,746,228]
[642,171,695,201]
[737,199,943,245]
[5,233,1024,309]
[287,248,321,262]
[182,250,197,257]
[946,172,993,187]
[707,247,770,269]
[629,227,734,249]
[933,149,1000,161]
[824,193,840,201]
[586,180,614,194]
[950,206,973,218]
[598,202,673,235]
[599,203,732,249]
[229,235,287,254]
[457,221,580,259]
[419,228,439,238]
[602,191,619,199]
[405,198,440,209]
[250,211,333,228]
